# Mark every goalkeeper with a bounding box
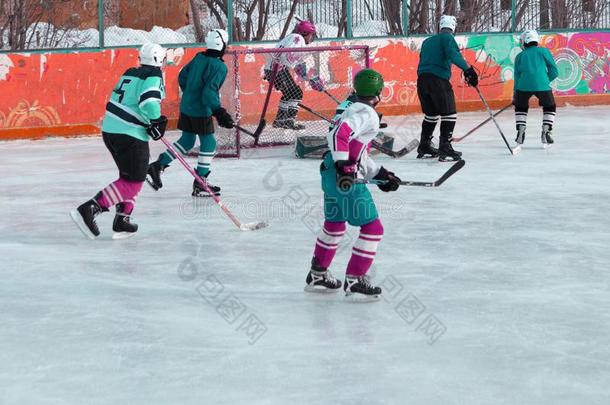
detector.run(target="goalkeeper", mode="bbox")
[264,20,325,130]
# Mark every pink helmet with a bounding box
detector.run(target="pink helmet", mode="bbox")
[294,20,316,36]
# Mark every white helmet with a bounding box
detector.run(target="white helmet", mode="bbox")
[139,43,166,67]
[439,15,457,32]
[520,29,540,46]
[205,29,228,52]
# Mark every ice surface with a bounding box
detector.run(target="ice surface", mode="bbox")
[1,106,610,405]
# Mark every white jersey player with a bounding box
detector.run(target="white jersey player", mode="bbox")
[263,20,325,130]
[304,68,402,300]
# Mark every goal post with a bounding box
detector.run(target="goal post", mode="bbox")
[214,44,370,158]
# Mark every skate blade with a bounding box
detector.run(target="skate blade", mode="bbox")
[112,231,137,240]
[512,145,522,154]
[542,143,552,149]
[438,157,462,163]
[192,192,221,198]
[416,154,438,159]
[69,210,97,240]
[145,177,160,191]
[304,284,342,294]
[344,292,381,303]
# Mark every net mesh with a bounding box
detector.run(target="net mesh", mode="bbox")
[216,45,370,157]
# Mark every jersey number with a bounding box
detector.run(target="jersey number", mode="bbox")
[114,79,131,103]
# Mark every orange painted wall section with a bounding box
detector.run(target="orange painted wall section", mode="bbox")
[0,32,608,140]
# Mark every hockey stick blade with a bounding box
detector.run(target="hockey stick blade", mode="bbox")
[237,120,266,143]
[240,221,269,231]
[366,159,465,187]
[371,139,417,158]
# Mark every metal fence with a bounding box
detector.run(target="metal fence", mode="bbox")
[1,0,609,51]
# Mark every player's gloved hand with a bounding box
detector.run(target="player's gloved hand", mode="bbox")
[146,115,168,141]
[464,66,479,87]
[373,166,401,192]
[213,107,235,129]
[309,76,325,92]
[335,160,357,191]
[295,63,308,79]
[377,112,388,129]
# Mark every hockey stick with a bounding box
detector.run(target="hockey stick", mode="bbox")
[474,87,515,155]
[297,102,412,158]
[236,123,266,140]
[453,103,512,142]
[322,89,341,104]
[159,137,268,231]
[364,159,465,188]
[255,62,280,146]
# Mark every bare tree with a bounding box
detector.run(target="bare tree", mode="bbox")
[0,0,88,50]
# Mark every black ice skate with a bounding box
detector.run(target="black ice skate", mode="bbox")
[192,177,221,197]
[304,258,342,293]
[146,160,168,190]
[112,204,138,240]
[515,125,526,145]
[344,275,382,301]
[272,119,306,130]
[541,124,554,148]
[416,136,439,159]
[70,198,106,239]
[438,140,462,162]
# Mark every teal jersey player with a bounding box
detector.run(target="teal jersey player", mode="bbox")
[102,61,165,142]
[416,15,478,162]
[512,30,559,150]
[72,43,168,240]
[147,29,235,198]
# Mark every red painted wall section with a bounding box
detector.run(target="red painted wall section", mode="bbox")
[0,32,608,140]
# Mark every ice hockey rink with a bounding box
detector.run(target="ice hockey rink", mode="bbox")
[1,105,609,405]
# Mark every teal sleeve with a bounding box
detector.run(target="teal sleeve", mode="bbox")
[178,62,190,92]
[444,35,469,71]
[544,49,559,82]
[513,53,521,93]
[139,76,163,120]
[203,64,227,113]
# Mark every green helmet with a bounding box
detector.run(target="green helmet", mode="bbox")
[354,68,384,97]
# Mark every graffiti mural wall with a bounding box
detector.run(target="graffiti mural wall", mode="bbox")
[0,31,608,140]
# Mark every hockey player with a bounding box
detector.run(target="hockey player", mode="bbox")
[416,15,479,161]
[513,29,558,149]
[264,20,325,130]
[304,68,401,300]
[71,43,168,239]
[147,29,234,197]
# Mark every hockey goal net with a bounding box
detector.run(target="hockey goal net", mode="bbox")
[214,44,370,158]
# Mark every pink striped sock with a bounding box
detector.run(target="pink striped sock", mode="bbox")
[313,221,346,268]
[346,219,384,277]
[96,178,144,214]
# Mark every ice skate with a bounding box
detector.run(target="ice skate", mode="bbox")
[416,138,438,159]
[344,275,382,302]
[146,160,168,190]
[192,178,221,197]
[304,259,342,293]
[541,124,554,149]
[438,140,462,162]
[112,204,138,240]
[272,119,306,130]
[71,198,105,239]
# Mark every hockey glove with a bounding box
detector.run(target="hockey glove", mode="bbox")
[295,63,308,79]
[309,76,325,92]
[146,115,168,141]
[335,160,357,191]
[373,166,401,192]
[463,66,479,87]
[213,107,235,129]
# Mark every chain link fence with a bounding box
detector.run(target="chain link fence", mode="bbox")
[1,0,609,51]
